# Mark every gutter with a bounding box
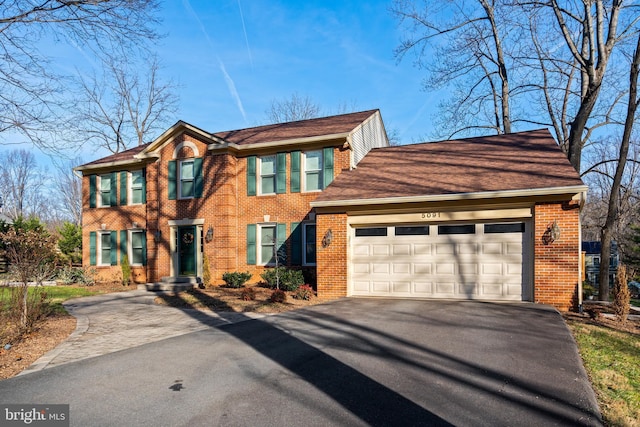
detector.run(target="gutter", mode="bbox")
[311,185,589,208]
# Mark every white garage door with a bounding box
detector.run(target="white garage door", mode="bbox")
[350,222,528,301]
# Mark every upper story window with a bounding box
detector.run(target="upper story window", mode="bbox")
[99,175,112,207]
[304,151,323,192]
[180,159,195,199]
[130,170,144,205]
[168,157,203,200]
[259,155,277,195]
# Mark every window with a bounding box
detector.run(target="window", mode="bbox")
[259,156,276,195]
[304,223,316,265]
[180,160,195,199]
[355,227,388,237]
[395,226,430,236]
[304,150,323,192]
[438,224,475,235]
[484,223,525,234]
[259,225,276,264]
[593,256,601,267]
[130,170,144,205]
[99,232,112,266]
[99,175,111,207]
[130,230,145,265]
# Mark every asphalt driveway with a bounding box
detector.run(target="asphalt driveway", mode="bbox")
[0,298,601,426]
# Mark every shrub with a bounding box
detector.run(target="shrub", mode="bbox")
[202,256,212,288]
[240,287,256,301]
[293,284,314,301]
[613,264,630,323]
[222,271,252,288]
[260,267,304,291]
[270,289,287,303]
[121,255,131,286]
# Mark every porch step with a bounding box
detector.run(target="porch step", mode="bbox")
[138,276,200,292]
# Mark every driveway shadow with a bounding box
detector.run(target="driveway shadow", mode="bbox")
[155,293,601,426]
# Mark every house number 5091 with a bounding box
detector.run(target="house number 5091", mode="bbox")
[421,212,441,219]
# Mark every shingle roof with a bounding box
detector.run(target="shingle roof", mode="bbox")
[313,129,584,203]
[81,143,151,167]
[79,110,379,168]
[211,110,379,145]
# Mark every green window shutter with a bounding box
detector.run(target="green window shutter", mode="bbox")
[141,232,147,266]
[247,224,256,265]
[291,222,302,265]
[89,175,97,208]
[89,231,96,265]
[120,172,128,206]
[290,151,300,193]
[194,157,204,198]
[110,172,117,207]
[276,152,286,194]
[168,160,177,200]
[141,168,147,204]
[247,156,256,196]
[110,231,117,266]
[323,147,334,189]
[276,223,287,264]
[120,230,128,263]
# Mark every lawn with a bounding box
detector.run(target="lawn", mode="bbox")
[566,318,640,427]
[0,285,100,313]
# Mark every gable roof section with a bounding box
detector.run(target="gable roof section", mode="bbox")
[211,110,379,146]
[312,129,587,207]
[76,110,381,171]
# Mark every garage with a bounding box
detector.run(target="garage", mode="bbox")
[312,129,588,311]
[350,221,531,301]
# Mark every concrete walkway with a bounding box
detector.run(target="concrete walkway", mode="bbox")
[20,290,266,375]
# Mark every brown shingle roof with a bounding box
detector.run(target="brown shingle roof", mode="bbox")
[314,129,584,203]
[212,110,378,145]
[81,143,151,167]
[79,110,379,168]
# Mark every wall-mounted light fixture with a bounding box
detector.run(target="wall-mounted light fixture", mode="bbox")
[205,226,214,243]
[154,229,162,242]
[322,229,333,248]
[542,220,561,245]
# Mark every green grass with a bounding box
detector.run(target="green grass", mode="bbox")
[632,298,640,307]
[567,320,640,426]
[0,286,100,314]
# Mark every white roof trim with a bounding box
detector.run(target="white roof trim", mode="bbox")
[310,185,589,208]
[74,158,145,173]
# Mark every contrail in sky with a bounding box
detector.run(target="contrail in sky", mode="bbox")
[237,0,253,68]
[183,0,247,123]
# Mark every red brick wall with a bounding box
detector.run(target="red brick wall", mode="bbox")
[316,213,348,298]
[533,200,581,311]
[81,136,351,285]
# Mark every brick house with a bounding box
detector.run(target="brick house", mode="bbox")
[76,111,587,311]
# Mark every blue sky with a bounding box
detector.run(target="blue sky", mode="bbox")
[16,0,444,165]
[150,0,437,147]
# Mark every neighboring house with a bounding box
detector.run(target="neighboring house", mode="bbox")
[582,241,618,289]
[76,111,587,311]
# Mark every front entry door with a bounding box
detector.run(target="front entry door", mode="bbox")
[178,226,197,276]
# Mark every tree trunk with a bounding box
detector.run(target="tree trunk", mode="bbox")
[597,34,640,301]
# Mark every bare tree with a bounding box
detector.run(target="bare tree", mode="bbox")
[597,33,640,300]
[392,0,517,138]
[72,55,178,153]
[526,0,640,172]
[266,93,322,123]
[51,157,83,226]
[0,149,47,219]
[0,1,161,152]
